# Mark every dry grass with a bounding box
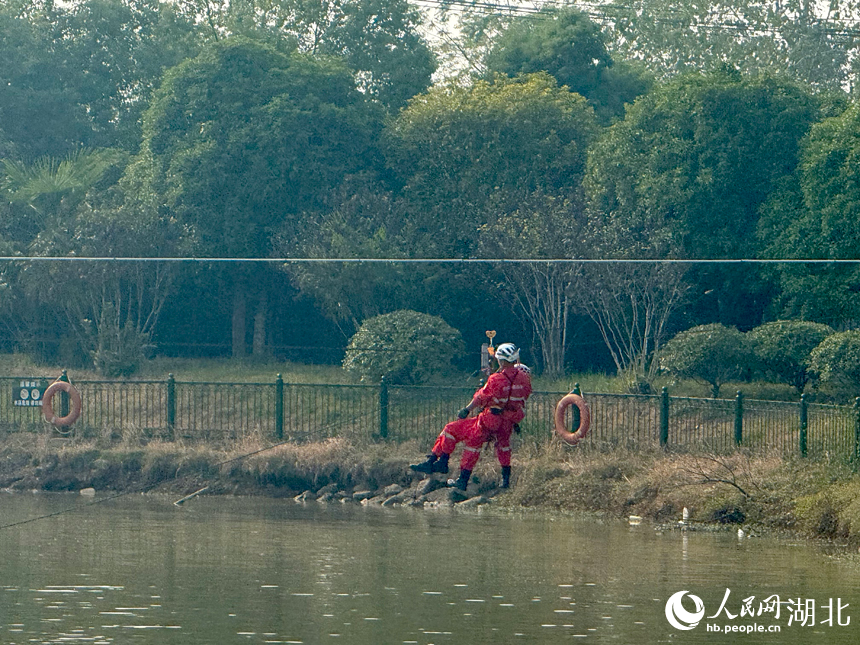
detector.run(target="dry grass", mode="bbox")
[500,446,860,543]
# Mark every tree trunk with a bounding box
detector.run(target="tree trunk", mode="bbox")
[507,264,573,379]
[232,286,246,359]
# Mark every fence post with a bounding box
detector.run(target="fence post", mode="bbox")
[800,393,808,457]
[379,376,389,439]
[571,383,582,432]
[275,374,284,440]
[59,369,70,418]
[854,398,860,463]
[734,391,744,447]
[660,386,669,448]
[166,373,175,440]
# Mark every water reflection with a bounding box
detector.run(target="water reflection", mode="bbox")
[0,493,858,644]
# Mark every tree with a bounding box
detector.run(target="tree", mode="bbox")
[748,320,834,393]
[382,72,598,374]
[384,72,598,257]
[276,173,521,351]
[573,262,688,392]
[128,37,382,358]
[660,323,749,397]
[585,70,823,329]
[608,0,859,91]
[0,149,176,373]
[759,101,860,328]
[59,0,202,151]
[484,8,652,123]
[2,149,125,228]
[178,0,436,110]
[0,0,200,158]
[278,177,415,335]
[342,310,464,384]
[319,0,437,110]
[587,71,820,261]
[478,193,588,378]
[807,330,860,401]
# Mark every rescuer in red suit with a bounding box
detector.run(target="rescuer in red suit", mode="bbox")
[410,343,532,491]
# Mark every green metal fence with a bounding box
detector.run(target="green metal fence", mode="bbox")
[2,374,860,460]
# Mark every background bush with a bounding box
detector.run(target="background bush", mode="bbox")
[659,323,748,397]
[748,320,833,393]
[807,330,860,402]
[342,310,465,384]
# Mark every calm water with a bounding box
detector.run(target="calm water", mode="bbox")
[1,492,858,644]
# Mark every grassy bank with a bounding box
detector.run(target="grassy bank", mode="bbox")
[503,443,860,543]
[2,434,859,545]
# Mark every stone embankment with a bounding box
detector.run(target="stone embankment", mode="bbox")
[292,474,500,509]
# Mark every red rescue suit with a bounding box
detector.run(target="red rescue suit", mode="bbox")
[431,364,532,470]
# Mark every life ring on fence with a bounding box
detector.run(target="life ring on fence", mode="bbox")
[42,380,82,427]
[553,392,591,446]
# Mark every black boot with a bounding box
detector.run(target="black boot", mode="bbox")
[501,465,511,489]
[448,469,471,491]
[410,453,438,474]
[431,452,450,474]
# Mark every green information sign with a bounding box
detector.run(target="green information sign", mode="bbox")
[13,379,49,407]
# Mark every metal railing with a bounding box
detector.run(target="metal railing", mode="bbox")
[2,374,860,461]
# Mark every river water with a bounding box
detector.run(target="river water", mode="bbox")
[0,492,858,644]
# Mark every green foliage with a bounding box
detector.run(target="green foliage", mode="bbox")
[1,149,126,226]
[585,71,822,329]
[179,0,435,111]
[759,101,860,326]
[384,72,598,257]
[484,8,651,123]
[586,71,821,260]
[318,0,436,110]
[807,330,860,401]
[478,192,587,378]
[608,0,856,91]
[0,0,199,158]
[131,36,385,359]
[381,72,597,376]
[136,37,381,258]
[0,145,174,372]
[279,176,428,330]
[659,323,749,397]
[342,310,464,384]
[748,320,834,392]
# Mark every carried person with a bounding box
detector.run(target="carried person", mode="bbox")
[410,343,532,491]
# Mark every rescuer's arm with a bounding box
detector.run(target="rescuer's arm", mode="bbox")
[458,397,480,419]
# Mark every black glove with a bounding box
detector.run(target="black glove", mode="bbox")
[513,424,521,434]
[458,407,470,419]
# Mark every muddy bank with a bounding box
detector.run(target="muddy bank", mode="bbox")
[3,436,860,544]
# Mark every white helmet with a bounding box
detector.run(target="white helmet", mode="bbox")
[495,343,520,363]
[516,363,531,374]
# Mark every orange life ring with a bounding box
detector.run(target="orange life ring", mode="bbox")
[553,392,591,446]
[42,381,82,427]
